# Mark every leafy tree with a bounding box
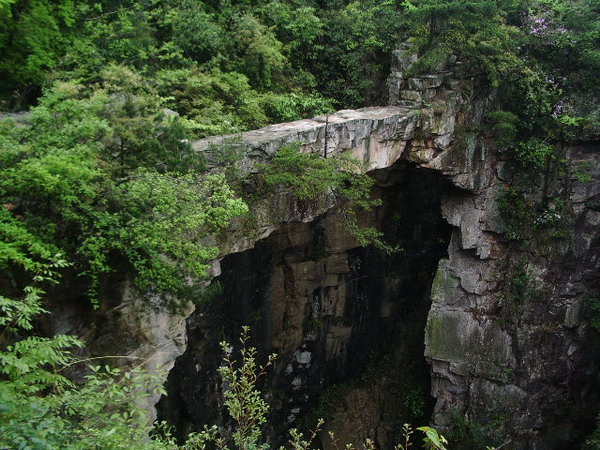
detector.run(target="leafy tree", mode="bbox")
[0,73,247,307]
[404,0,523,87]
[101,170,248,299]
[98,64,204,175]
[0,213,173,449]
[66,1,161,75]
[404,0,504,41]
[0,0,78,107]
[164,0,225,63]
[309,0,408,106]
[155,66,271,136]
[217,327,277,449]
[155,66,333,138]
[257,1,324,68]
[226,12,287,89]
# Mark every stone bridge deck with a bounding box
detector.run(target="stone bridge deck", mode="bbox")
[191,58,463,180]
[192,106,417,172]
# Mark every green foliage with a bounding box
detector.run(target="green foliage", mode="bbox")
[404,0,522,85]
[498,186,572,244]
[260,91,334,123]
[262,144,397,250]
[498,187,533,242]
[402,384,428,420]
[418,426,449,450]
[190,327,449,450]
[2,0,598,124]
[0,0,78,106]
[302,383,345,428]
[98,65,205,175]
[307,0,407,107]
[572,161,595,183]
[586,412,600,449]
[176,326,277,449]
[513,138,554,170]
[155,67,333,138]
[1,349,173,449]
[1,72,246,307]
[395,423,449,450]
[586,290,600,331]
[165,0,224,63]
[404,0,599,179]
[1,312,453,449]
[287,418,325,450]
[446,412,500,450]
[156,67,270,137]
[508,260,536,303]
[263,144,359,201]
[227,12,287,89]
[487,110,519,149]
[534,198,572,240]
[217,326,277,449]
[195,281,224,306]
[0,252,174,450]
[258,1,323,60]
[1,0,596,444]
[101,171,247,299]
[0,0,409,111]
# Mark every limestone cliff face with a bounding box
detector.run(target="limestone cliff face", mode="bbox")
[58,47,600,448]
[158,165,452,446]
[388,48,600,447]
[425,142,600,448]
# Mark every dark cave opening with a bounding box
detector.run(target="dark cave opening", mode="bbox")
[157,162,454,445]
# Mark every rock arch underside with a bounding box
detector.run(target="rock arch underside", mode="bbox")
[55,49,600,448]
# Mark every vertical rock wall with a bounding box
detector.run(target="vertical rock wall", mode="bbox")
[387,46,600,447]
[158,165,453,446]
[425,143,600,448]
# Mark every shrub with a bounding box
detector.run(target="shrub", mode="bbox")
[513,138,554,170]
[261,144,398,251]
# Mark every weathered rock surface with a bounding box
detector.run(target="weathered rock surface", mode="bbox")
[425,148,600,447]
[158,166,452,446]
